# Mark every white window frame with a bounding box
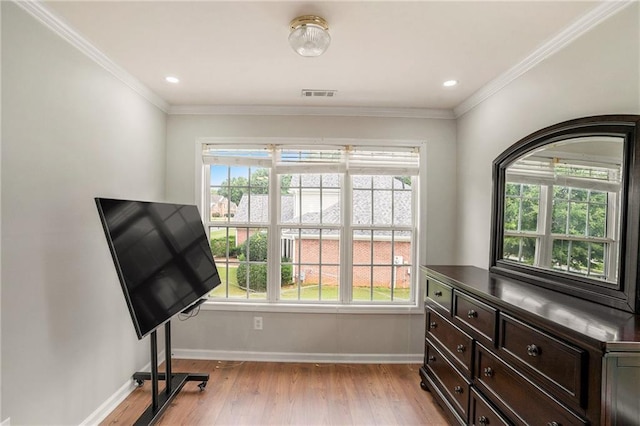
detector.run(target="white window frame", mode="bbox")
[504,176,619,282]
[194,138,425,314]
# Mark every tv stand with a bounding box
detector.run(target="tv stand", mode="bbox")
[131,321,209,425]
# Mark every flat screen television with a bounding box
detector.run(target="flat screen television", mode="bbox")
[95,198,221,339]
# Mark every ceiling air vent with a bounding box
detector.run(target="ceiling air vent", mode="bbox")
[301,89,337,98]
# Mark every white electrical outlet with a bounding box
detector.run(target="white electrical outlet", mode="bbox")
[253,316,263,330]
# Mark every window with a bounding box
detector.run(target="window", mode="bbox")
[503,183,540,265]
[504,160,619,282]
[198,142,421,306]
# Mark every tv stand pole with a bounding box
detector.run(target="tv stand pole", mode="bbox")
[131,321,209,425]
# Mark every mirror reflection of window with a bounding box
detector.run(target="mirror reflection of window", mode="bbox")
[503,136,623,283]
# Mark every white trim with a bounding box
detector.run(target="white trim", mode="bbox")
[79,379,136,426]
[170,104,455,119]
[199,139,423,307]
[79,350,165,426]
[200,301,423,314]
[199,137,425,148]
[172,349,423,364]
[13,0,169,113]
[454,0,635,118]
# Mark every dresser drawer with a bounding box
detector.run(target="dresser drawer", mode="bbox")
[475,344,587,426]
[499,314,586,408]
[425,341,470,421]
[469,388,511,426]
[427,308,474,377]
[427,277,453,314]
[454,292,497,346]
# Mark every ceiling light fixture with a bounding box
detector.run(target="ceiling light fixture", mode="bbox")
[443,80,458,87]
[165,76,180,84]
[289,15,331,57]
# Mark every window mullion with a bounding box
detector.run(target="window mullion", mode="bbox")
[606,192,618,281]
[341,172,352,303]
[268,151,279,302]
[539,185,553,267]
[411,173,420,304]
[202,165,212,224]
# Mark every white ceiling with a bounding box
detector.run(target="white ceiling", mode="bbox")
[41,1,609,113]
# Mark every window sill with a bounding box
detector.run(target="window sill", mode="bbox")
[201,300,423,315]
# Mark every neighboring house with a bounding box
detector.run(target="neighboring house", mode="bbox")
[233,175,412,288]
[210,194,237,218]
[233,192,294,247]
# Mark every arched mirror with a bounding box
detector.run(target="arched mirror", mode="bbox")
[490,115,640,313]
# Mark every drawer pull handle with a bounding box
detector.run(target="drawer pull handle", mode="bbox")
[483,367,494,377]
[527,344,540,357]
[456,344,466,353]
[478,416,489,425]
[428,356,436,362]
[453,385,463,394]
[429,322,438,329]
[467,309,478,318]
[434,290,443,297]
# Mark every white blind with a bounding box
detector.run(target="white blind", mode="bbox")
[276,146,345,173]
[507,157,621,192]
[203,144,421,175]
[347,146,420,175]
[276,145,420,175]
[202,147,271,167]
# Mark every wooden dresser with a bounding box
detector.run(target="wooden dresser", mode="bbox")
[419,265,640,426]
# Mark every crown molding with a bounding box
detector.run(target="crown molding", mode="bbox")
[169,104,456,119]
[14,0,170,113]
[454,0,635,118]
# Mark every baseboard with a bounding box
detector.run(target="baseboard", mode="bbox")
[79,378,136,426]
[80,350,165,425]
[172,348,423,364]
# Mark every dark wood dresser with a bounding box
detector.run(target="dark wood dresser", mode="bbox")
[419,265,640,426]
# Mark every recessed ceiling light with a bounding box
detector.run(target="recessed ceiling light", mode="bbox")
[165,76,180,84]
[443,80,458,87]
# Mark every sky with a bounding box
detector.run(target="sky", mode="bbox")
[210,165,255,186]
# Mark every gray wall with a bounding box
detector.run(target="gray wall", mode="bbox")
[2,1,638,424]
[455,3,640,268]
[165,114,457,359]
[1,3,167,425]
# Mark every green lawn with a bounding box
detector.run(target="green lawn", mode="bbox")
[209,228,233,239]
[210,265,410,301]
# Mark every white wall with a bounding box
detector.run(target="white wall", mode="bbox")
[1,3,167,425]
[0,2,3,421]
[456,3,640,268]
[165,114,457,358]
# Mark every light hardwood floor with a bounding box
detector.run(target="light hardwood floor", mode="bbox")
[100,359,448,425]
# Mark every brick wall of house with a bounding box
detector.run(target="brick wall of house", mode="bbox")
[231,230,411,288]
[292,238,411,288]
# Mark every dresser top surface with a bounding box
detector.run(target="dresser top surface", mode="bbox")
[423,265,640,347]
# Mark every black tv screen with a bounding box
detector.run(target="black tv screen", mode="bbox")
[95,198,221,339]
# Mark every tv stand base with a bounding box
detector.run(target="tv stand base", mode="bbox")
[132,321,209,425]
[132,371,209,391]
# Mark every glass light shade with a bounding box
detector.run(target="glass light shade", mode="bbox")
[289,16,331,57]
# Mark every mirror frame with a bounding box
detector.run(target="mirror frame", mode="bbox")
[490,115,640,313]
